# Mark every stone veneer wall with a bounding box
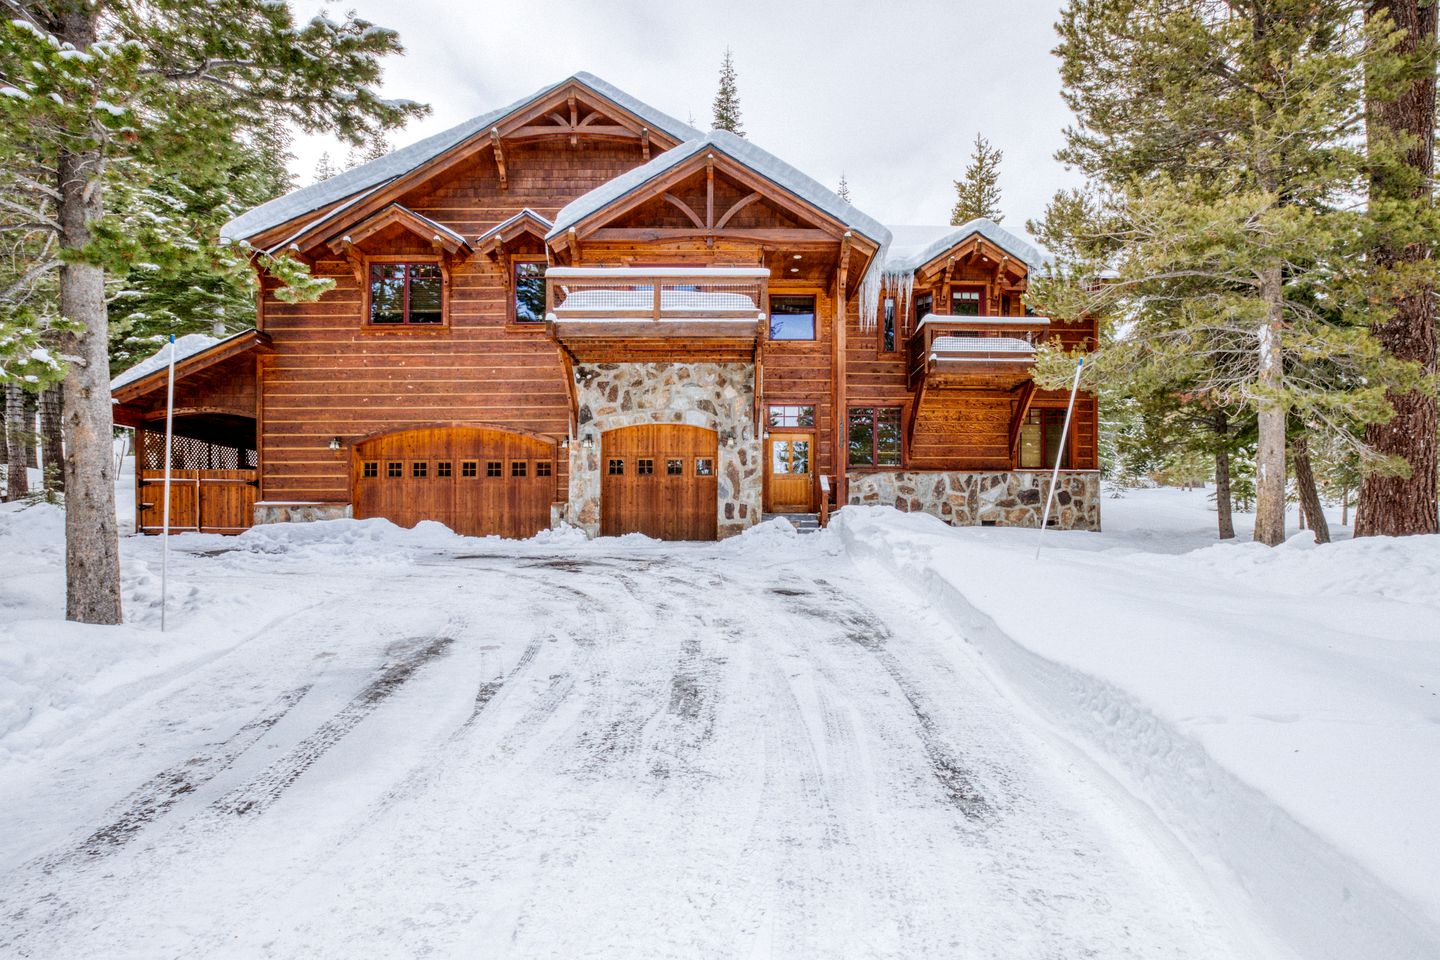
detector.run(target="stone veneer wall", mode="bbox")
[567,362,761,538]
[847,471,1101,531]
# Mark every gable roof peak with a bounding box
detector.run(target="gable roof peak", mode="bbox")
[221,72,700,244]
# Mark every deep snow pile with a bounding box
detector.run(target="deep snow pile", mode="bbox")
[834,489,1440,960]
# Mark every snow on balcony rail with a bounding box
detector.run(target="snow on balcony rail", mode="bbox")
[546,267,768,323]
[929,336,1036,361]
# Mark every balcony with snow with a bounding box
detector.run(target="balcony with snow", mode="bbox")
[545,267,769,362]
[907,314,1050,391]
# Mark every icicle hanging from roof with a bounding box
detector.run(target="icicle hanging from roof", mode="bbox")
[880,268,916,336]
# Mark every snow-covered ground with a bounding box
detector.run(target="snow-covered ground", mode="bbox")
[0,487,1435,958]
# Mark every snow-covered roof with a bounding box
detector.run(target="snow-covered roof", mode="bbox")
[111,332,226,391]
[918,314,1049,327]
[884,220,1046,274]
[930,335,1035,357]
[221,73,700,243]
[547,129,891,252]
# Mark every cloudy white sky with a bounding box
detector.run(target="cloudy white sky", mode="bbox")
[290,0,1083,236]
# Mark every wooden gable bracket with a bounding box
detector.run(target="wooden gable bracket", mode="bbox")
[837,231,852,291]
[714,191,760,229]
[640,126,651,161]
[338,239,365,285]
[705,154,715,248]
[941,256,956,295]
[662,192,705,229]
[1008,380,1038,459]
[486,235,506,262]
[491,128,508,190]
[568,92,579,146]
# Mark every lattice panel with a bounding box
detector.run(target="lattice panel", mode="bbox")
[140,429,255,470]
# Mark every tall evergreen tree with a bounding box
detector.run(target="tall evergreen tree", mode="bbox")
[837,173,851,203]
[951,134,1004,224]
[1355,0,1439,536]
[314,150,338,184]
[712,47,744,136]
[0,2,427,624]
[1031,0,1418,546]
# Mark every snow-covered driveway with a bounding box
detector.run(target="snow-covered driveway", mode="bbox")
[0,523,1272,959]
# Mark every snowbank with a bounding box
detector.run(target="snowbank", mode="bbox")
[833,498,1440,960]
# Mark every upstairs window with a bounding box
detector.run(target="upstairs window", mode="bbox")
[951,289,983,317]
[913,293,933,327]
[370,262,443,325]
[848,406,902,467]
[769,295,816,341]
[513,260,547,323]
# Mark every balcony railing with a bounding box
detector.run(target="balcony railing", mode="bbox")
[546,267,769,335]
[908,315,1050,391]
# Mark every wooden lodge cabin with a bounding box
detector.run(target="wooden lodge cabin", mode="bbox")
[110,72,1099,541]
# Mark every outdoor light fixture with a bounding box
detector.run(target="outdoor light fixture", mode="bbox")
[328,437,342,451]
[792,254,802,260]
[581,435,595,452]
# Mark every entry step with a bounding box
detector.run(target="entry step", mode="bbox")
[764,512,822,533]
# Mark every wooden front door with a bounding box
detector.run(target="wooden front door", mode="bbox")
[600,424,718,540]
[765,433,814,512]
[353,427,555,538]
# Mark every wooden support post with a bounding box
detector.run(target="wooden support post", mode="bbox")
[832,263,848,506]
[705,154,715,247]
[568,227,580,264]
[567,92,578,146]
[491,128,508,190]
[640,127,651,161]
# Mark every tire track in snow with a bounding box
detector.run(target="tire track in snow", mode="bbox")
[210,631,456,818]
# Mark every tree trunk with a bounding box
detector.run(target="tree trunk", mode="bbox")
[40,384,64,495]
[1358,0,1439,537]
[1293,432,1331,544]
[1342,487,1350,526]
[22,393,38,468]
[4,383,29,501]
[55,5,121,625]
[1213,412,1235,540]
[1253,265,1287,546]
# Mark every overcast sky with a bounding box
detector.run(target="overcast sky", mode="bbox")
[289,0,1083,237]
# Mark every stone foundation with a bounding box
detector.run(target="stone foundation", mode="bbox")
[253,501,352,525]
[847,471,1101,531]
[567,361,761,538]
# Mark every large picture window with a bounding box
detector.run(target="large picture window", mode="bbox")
[848,406,902,467]
[369,262,443,325]
[513,260,546,323]
[769,295,816,341]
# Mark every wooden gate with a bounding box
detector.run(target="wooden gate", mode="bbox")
[136,428,257,534]
[352,427,556,538]
[600,424,718,540]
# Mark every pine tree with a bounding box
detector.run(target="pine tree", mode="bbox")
[0,3,427,624]
[345,135,390,170]
[1354,0,1439,536]
[712,48,744,136]
[1031,0,1420,547]
[314,151,338,183]
[836,173,851,203]
[951,134,1004,225]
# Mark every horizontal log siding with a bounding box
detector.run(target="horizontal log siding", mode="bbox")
[259,140,649,504]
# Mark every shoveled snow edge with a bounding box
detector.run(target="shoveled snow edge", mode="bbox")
[835,512,1440,960]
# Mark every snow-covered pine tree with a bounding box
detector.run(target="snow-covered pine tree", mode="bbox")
[1355,0,1440,537]
[951,134,1004,225]
[107,118,296,375]
[0,2,427,624]
[712,48,744,136]
[1030,0,1418,546]
[837,173,851,203]
[314,151,338,183]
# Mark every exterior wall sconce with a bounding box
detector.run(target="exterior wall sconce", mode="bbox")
[581,435,595,452]
[329,437,342,451]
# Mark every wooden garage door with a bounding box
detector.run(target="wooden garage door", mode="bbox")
[353,427,555,538]
[601,424,718,540]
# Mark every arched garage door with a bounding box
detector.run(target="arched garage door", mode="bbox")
[601,424,718,540]
[353,427,555,538]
